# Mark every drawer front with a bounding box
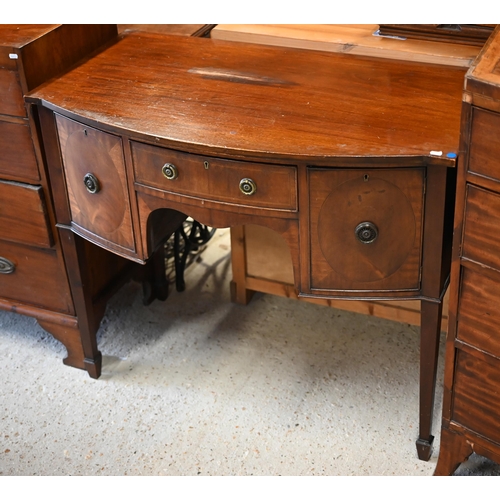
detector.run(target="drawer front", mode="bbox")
[0,239,73,314]
[131,141,297,211]
[462,184,500,271]
[468,107,500,182]
[308,168,424,291]
[56,115,135,251]
[452,350,500,444]
[457,267,500,358]
[0,67,26,117]
[0,120,40,182]
[0,180,53,248]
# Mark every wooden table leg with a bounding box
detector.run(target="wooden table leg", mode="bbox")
[58,228,103,379]
[416,299,444,460]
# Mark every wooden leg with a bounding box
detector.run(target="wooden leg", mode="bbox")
[416,299,444,460]
[58,228,103,379]
[230,226,256,305]
[434,427,473,475]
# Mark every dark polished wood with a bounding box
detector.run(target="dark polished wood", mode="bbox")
[435,26,500,475]
[29,32,467,461]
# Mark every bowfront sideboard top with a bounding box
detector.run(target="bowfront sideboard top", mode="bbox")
[28,32,465,162]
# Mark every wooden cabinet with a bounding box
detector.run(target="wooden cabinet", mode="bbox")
[435,26,500,475]
[0,25,136,378]
[29,32,466,460]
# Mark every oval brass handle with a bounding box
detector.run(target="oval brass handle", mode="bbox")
[0,256,15,274]
[239,178,257,196]
[83,173,100,194]
[162,163,178,180]
[355,222,378,244]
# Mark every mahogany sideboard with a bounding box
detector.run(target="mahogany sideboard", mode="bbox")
[28,32,466,460]
[435,26,500,475]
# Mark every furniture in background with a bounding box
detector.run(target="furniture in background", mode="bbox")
[0,25,138,377]
[28,32,465,460]
[434,26,500,475]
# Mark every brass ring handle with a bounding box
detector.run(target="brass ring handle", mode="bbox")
[239,178,257,196]
[162,163,178,180]
[83,173,100,194]
[355,222,378,244]
[0,256,15,274]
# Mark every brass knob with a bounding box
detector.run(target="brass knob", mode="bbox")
[239,178,257,196]
[83,173,100,194]
[355,222,378,244]
[162,163,178,180]
[0,256,15,274]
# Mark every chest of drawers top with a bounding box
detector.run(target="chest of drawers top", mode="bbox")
[28,32,466,165]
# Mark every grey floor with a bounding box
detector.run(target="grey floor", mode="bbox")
[1,228,499,476]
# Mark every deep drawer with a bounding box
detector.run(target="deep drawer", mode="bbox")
[468,107,500,183]
[55,114,136,252]
[462,184,500,272]
[452,350,500,444]
[0,120,39,182]
[457,267,500,358]
[0,239,73,314]
[0,180,53,248]
[308,167,424,292]
[131,141,297,211]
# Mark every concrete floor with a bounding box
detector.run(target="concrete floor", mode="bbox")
[1,228,499,476]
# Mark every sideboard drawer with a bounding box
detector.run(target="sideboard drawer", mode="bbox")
[462,184,500,271]
[0,120,39,181]
[0,180,53,248]
[0,239,73,314]
[0,66,26,117]
[308,167,424,292]
[131,141,297,211]
[452,350,500,445]
[55,114,136,251]
[469,107,500,182]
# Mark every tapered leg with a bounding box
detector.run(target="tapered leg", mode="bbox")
[58,228,103,378]
[434,427,473,475]
[416,299,444,460]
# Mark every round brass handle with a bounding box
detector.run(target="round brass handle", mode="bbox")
[83,173,100,194]
[162,163,178,180]
[239,178,257,196]
[0,256,15,274]
[355,222,378,244]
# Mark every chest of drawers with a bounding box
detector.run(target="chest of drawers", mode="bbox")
[0,25,141,377]
[435,26,500,474]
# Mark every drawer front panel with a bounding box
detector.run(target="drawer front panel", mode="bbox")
[0,68,26,117]
[0,120,39,181]
[0,239,73,314]
[457,267,500,358]
[0,180,53,248]
[469,107,500,182]
[463,184,500,271]
[131,141,297,211]
[56,115,135,251]
[308,168,424,291]
[452,350,500,444]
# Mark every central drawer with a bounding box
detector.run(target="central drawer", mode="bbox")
[131,142,297,211]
